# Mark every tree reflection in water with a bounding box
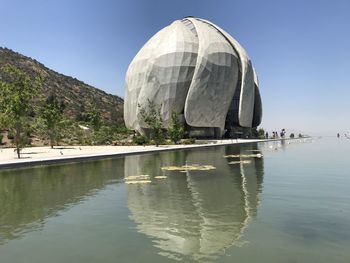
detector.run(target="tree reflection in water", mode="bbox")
[0,158,125,245]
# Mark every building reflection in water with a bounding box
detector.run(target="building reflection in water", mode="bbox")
[125,144,264,261]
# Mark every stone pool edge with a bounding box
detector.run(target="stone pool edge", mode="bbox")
[0,139,286,170]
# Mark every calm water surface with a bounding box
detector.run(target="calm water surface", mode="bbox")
[0,138,349,262]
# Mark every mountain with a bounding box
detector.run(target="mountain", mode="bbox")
[0,47,124,125]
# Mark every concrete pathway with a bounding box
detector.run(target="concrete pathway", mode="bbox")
[0,139,267,169]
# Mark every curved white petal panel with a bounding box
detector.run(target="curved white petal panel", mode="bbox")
[125,21,198,129]
[238,61,255,127]
[184,18,239,131]
[124,25,171,130]
[198,18,256,127]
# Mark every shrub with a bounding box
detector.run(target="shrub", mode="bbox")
[20,133,32,146]
[91,126,115,145]
[181,138,195,145]
[290,133,295,138]
[7,131,14,140]
[251,127,265,139]
[133,134,149,145]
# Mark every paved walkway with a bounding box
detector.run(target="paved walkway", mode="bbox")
[0,139,267,169]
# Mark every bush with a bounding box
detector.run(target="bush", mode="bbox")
[133,134,149,145]
[290,133,295,138]
[181,138,195,145]
[20,133,32,146]
[91,126,115,145]
[196,140,210,144]
[74,127,91,145]
[7,131,14,140]
[251,127,265,139]
[112,126,133,135]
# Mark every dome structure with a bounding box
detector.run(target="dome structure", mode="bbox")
[124,17,262,138]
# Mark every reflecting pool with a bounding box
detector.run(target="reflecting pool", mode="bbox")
[0,138,349,262]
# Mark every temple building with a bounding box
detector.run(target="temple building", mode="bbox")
[124,17,262,138]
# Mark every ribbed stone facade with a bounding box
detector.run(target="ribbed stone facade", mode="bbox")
[124,17,262,137]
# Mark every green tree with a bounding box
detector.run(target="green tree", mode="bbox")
[138,99,164,146]
[39,93,65,148]
[258,128,265,138]
[85,100,101,131]
[91,126,115,145]
[0,65,42,158]
[251,127,265,139]
[168,110,184,144]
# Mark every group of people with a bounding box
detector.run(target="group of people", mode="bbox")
[265,129,286,139]
[337,133,349,139]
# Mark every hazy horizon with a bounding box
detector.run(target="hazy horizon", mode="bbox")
[1,0,349,135]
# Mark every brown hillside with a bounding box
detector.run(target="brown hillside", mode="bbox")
[0,47,124,125]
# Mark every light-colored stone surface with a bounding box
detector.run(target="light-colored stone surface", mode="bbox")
[124,17,262,136]
[0,139,263,168]
[198,18,256,128]
[184,18,239,131]
[125,20,199,129]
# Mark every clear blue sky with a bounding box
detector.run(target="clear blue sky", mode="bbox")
[1,0,349,135]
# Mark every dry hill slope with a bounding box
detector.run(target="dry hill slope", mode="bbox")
[0,47,124,125]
